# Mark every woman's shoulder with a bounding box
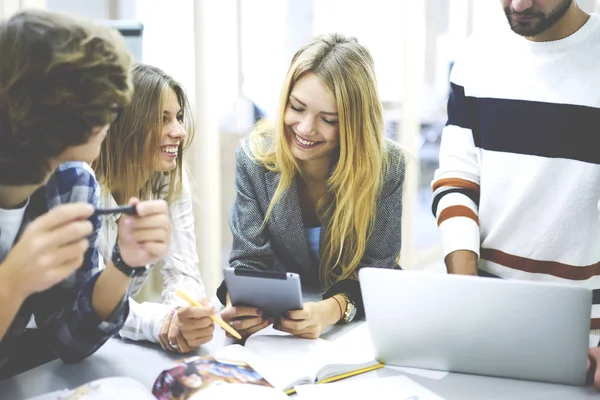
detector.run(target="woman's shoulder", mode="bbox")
[384,139,405,163]
[235,137,272,174]
[381,139,406,198]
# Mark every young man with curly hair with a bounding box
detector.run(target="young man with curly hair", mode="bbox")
[0,10,172,378]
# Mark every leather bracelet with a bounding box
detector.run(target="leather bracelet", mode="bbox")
[112,242,148,278]
[331,295,344,321]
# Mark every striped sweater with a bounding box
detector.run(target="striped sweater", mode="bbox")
[432,14,600,330]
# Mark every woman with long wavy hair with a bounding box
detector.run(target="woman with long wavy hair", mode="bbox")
[218,33,405,339]
[92,64,214,354]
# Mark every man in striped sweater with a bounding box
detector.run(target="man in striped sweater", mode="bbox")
[432,0,600,389]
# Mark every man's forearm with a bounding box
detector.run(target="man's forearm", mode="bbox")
[91,260,131,320]
[445,250,478,275]
[0,267,27,341]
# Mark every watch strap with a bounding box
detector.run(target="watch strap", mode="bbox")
[338,292,356,323]
[112,242,148,278]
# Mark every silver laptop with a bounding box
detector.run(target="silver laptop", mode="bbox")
[359,268,592,385]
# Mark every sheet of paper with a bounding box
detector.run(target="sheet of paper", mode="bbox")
[246,331,336,379]
[215,344,302,390]
[294,375,446,400]
[334,323,449,380]
[26,377,153,400]
[333,323,375,360]
[189,383,289,400]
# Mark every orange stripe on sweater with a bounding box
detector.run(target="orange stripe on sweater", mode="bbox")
[481,248,600,281]
[437,205,479,226]
[432,178,480,193]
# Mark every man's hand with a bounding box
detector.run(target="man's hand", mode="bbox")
[92,198,171,320]
[1,203,94,298]
[445,250,478,275]
[588,347,600,391]
[116,198,171,268]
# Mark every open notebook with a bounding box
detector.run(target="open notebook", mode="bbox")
[211,326,382,393]
[27,326,380,399]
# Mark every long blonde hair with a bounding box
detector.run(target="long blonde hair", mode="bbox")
[92,64,194,204]
[248,33,389,289]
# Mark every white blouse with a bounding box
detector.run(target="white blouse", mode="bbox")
[97,171,206,343]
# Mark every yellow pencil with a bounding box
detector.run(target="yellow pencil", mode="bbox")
[175,289,242,340]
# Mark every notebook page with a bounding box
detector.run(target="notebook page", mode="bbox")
[214,344,309,390]
[334,323,449,380]
[188,383,289,400]
[245,333,335,382]
[294,375,446,400]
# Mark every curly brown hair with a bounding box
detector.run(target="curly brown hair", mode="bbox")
[0,9,133,185]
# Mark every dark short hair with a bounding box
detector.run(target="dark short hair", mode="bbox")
[0,9,133,185]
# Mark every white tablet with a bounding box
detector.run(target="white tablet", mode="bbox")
[223,267,303,317]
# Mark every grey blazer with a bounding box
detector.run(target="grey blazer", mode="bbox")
[218,139,405,314]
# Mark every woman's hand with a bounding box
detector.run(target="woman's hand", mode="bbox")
[175,301,216,352]
[158,300,216,353]
[275,297,342,339]
[220,294,273,340]
[158,309,178,352]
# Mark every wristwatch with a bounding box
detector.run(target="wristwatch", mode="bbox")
[338,292,357,324]
[111,243,148,278]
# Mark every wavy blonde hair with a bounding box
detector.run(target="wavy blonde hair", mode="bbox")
[247,33,389,289]
[92,64,194,204]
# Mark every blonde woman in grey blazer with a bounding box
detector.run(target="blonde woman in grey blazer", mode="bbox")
[218,33,405,340]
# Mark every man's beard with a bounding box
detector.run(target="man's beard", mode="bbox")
[504,0,572,37]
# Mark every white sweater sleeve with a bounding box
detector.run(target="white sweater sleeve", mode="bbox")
[432,51,482,259]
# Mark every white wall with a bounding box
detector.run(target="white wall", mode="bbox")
[1,0,45,19]
[240,0,287,116]
[312,0,409,103]
[46,0,108,19]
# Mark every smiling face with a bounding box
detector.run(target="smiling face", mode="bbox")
[143,88,185,173]
[283,72,340,163]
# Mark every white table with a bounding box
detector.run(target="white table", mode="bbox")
[0,321,598,400]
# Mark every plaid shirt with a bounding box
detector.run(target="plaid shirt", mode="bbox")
[0,162,129,372]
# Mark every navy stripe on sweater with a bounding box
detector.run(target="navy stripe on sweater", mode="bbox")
[446,83,600,164]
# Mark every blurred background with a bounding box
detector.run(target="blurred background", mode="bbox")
[1,0,599,297]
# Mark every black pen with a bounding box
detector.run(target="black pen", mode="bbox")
[93,205,137,217]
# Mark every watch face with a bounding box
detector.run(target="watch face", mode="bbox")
[346,304,357,322]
